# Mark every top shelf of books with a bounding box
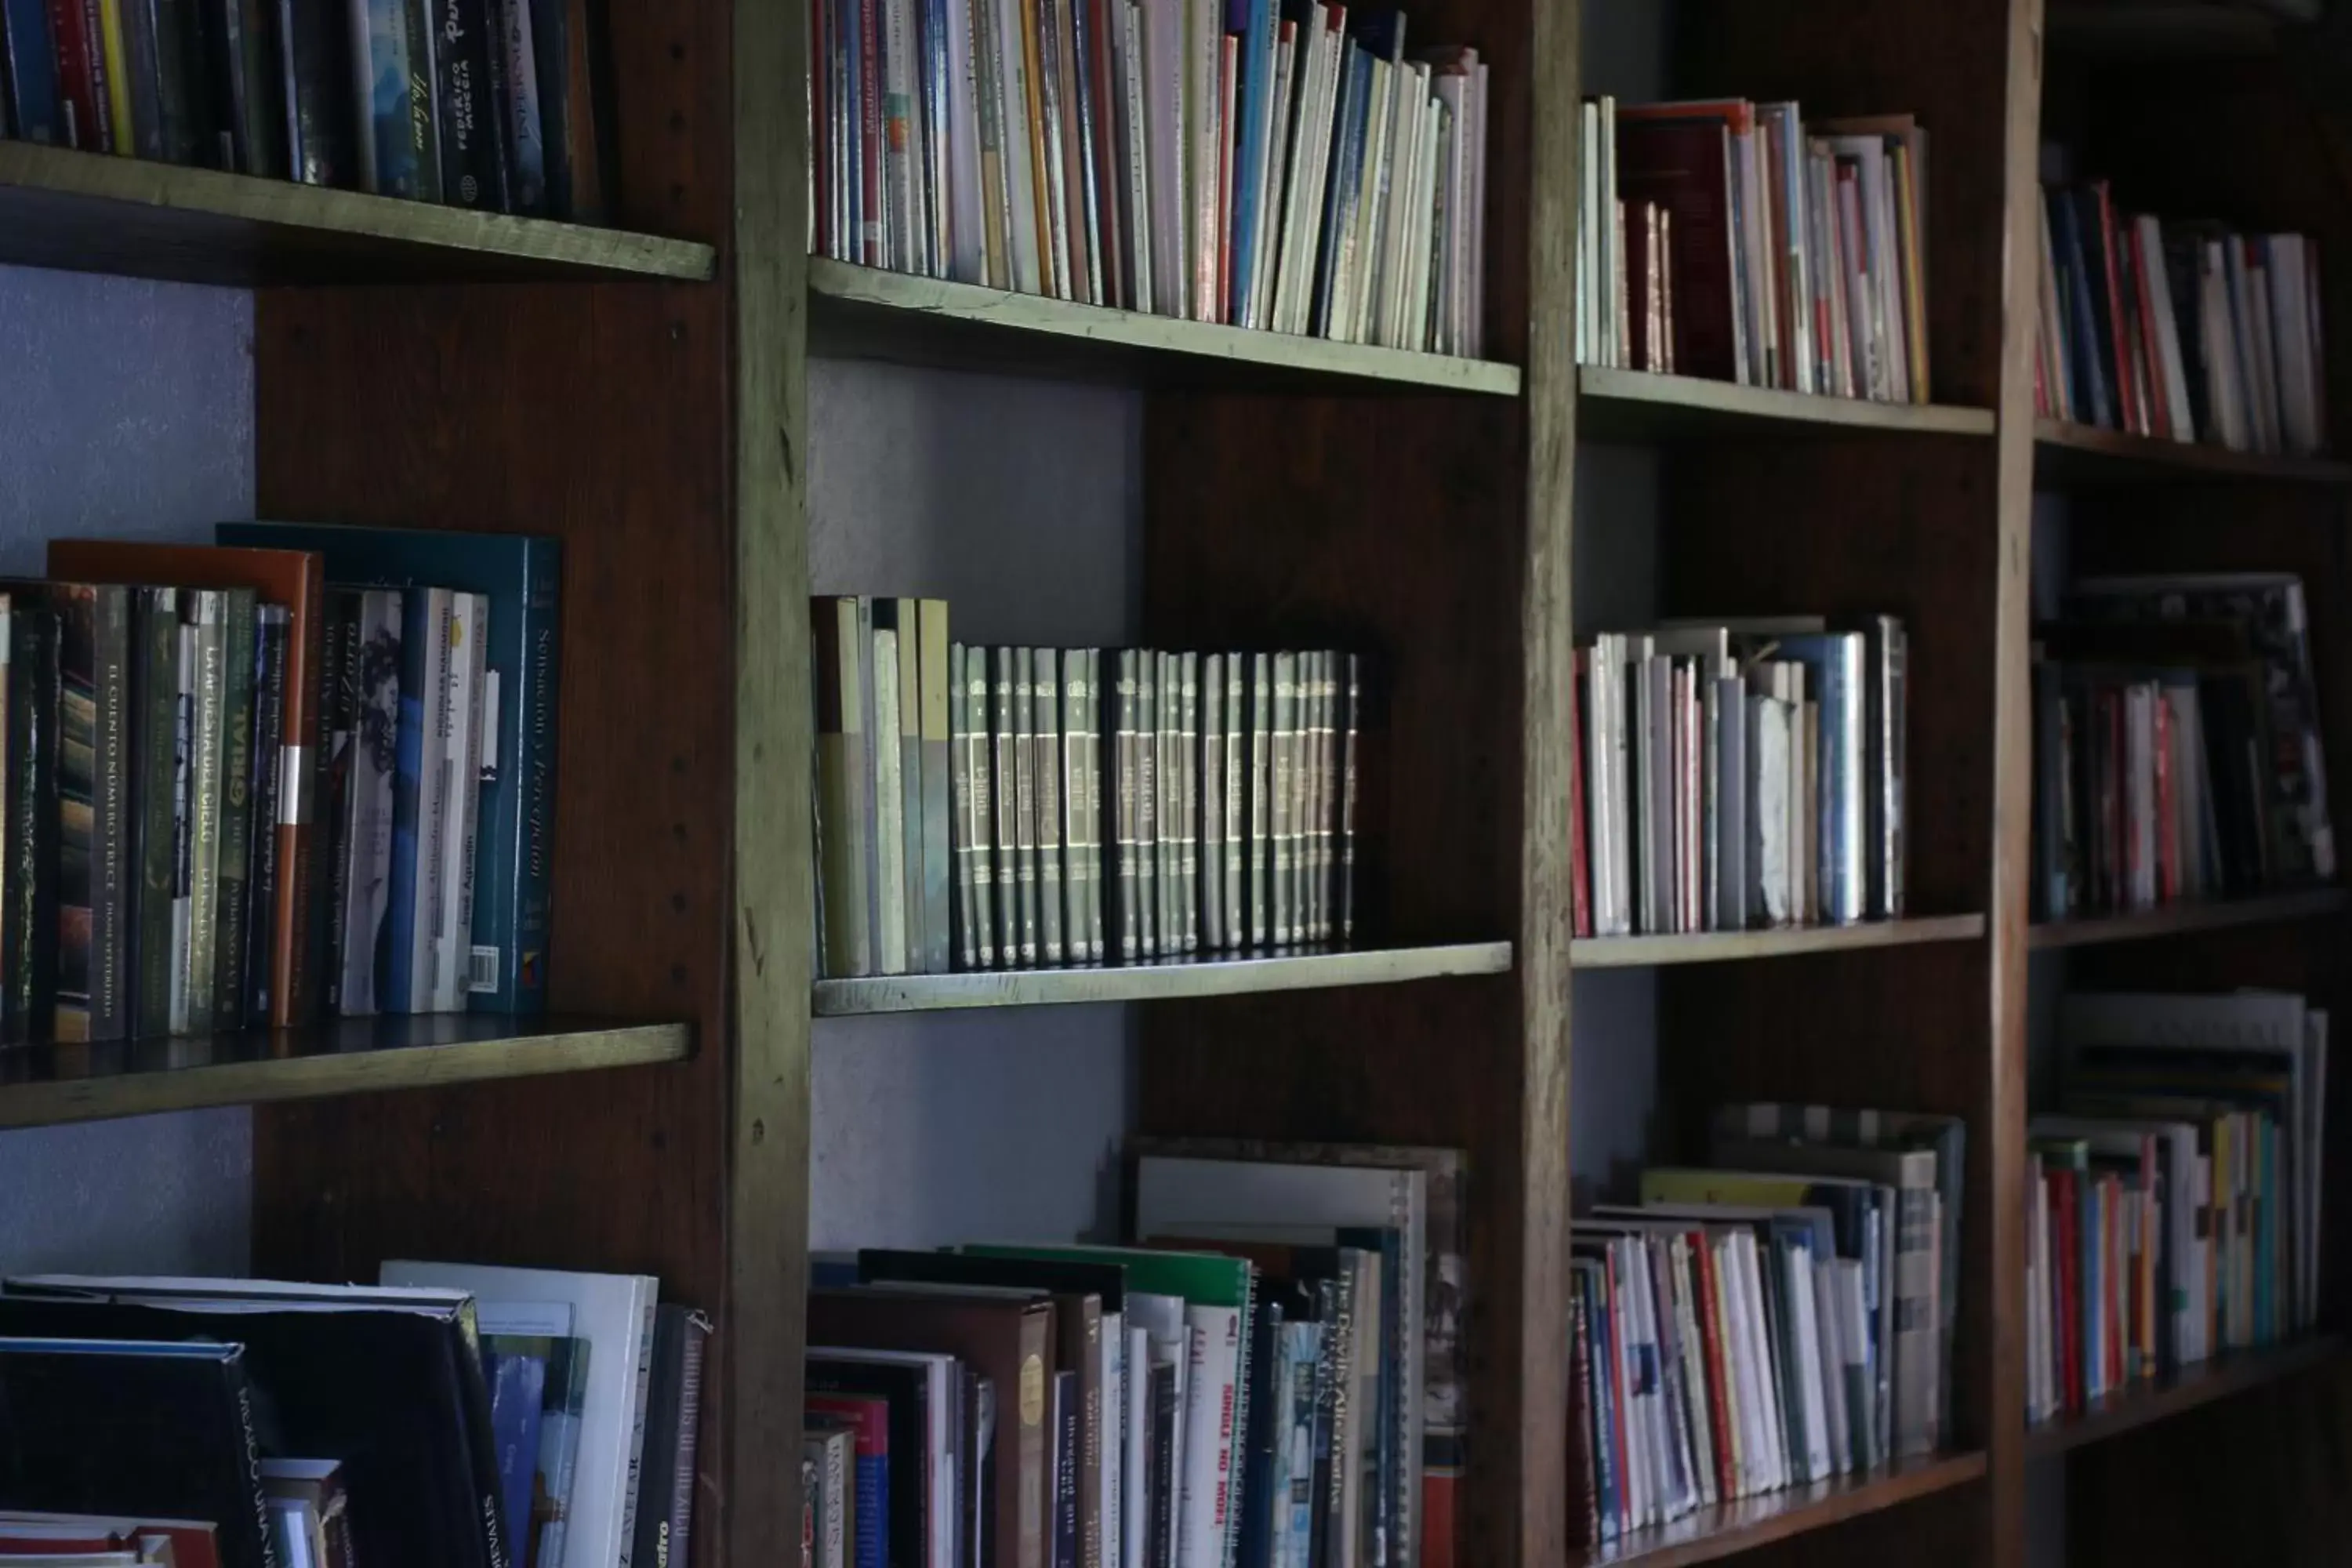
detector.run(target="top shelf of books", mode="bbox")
[0,143,716,288]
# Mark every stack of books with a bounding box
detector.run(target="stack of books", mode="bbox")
[1571,1103,1962,1548]
[2031,572,2334,923]
[808,0,1491,356]
[804,1138,1466,1568]
[2027,990,2328,1423]
[0,527,559,1047]
[1575,99,1931,403]
[2034,181,2327,456]
[0,0,614,217]
[0,1264,706,1568]
[1570,617,1908,940]
[812,596,1369,978]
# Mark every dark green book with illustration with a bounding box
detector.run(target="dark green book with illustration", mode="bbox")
[130,588,182,1040]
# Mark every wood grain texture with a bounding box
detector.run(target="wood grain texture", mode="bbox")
[0,1018,689,1128]
[0,141,715,285]
[813,942,1515,1014]
[2036,419,2352,486]
[1571,915,1987,969]
[1579,367,1996,442]
[811,258,1525,394]
[2029,887,2350,948]
[1567,1454,1990,1568]
[2027,1335,2347,1455]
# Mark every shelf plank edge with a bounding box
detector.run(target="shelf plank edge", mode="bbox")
[1567,1452,1990,1568]
[813,942,1515,1014]
[2028,888,2348,949]
[2027,1337,2347,1456]
[1573,914,1988,970]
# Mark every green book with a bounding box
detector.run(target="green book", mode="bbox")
[212,587,257,1031]
[130,588,181,1040]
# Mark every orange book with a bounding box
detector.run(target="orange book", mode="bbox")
[49,541,328,1029]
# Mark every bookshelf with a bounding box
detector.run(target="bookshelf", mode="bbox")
[2024,1335,2347,1457]
[2028,887,2351,948]
[4,0,2347,1560]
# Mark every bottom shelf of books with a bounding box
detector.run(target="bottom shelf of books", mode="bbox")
[1569,1102,1972,1559]
[0,1015,692,1128]
[0,1263,706,1566]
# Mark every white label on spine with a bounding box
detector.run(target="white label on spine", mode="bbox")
[279,745,314,825]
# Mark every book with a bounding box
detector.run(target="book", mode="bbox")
[0,1338,276,1568]
[630,1305,709,1568]
[2,607,58,1046]
[805,1423,855,1568]
[243,605,289,1024]
[378,1261,659,1568]
[49,542,332,1030]
[222,525,561,1014]
[482,1312,591,1568]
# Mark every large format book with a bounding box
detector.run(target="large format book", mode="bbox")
[384,586,456,1012]
[815,597,875,978]
[379,1261,659,1568]
[332,590,403,1015]
[0,1276,510,1568]
[0,1338,277,1568]
[808,1286,1055,1568]
[222,524,563,1014]
[481,1301,593,1568]
[2,606,59,1046]
[807,1349,953,1568]
[0,581,130,1043]
[127,589,180,1040]
[49,542,331,1029]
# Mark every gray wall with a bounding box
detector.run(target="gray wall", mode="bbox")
[805,357,1143,1251]
[0,263,254,1276]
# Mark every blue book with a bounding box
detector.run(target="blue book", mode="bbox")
[1339,1225,1402,1568]
[0,0,60,143]
[1581,1261,1620,1537]
[1771,632,1868,924]
[220,523,561,1014]
[1225,0,1279,322]
[1312,45,1373,336]
[379,586,445,1013]
[362,0,423,196]
[483,1347,548,1548]
[1280,1321,1320,1561]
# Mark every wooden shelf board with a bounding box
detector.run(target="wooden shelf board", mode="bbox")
[2034,419,2352,485]
[1566,1453,1991,1568]
[1577,366,1996,442]
[0,141,716,286]
[2027,1336,2346,1456]
[1571,915,1987,970]
[0,1016,691,1129]
[2028,887,2348,949]
[808,257,1523,394]
[812,941,1513,1014]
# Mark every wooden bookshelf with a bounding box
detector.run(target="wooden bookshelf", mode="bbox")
[1571,915,1987,968]
[811,257,1525,394]
[0,141,717,286]
[2027,1338,2347,1457]
[1579,366,1996,441]
[814,942,1513,1014]
[1565,1454,1991,1568]
[2034,418,2352,485]
[2029,887,2349,948]
[0,1018,691,1131]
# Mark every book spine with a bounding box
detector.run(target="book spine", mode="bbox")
[992,647,1022,964]
[111,0,158,156]
[1136,651,1159,956]
[919,601,953,975]
[964,644,999,967]
[495,0,545,209]
[183,591,225,1035]
[246,608,288,1026]
[1014,646,1040,964]
[167,621,191,1033]
[319,594,356,1011]
[1200,652,1224,951]
[131,590,179,1039]
[45,0,101,148]
[443,593,490,1008]
[359,0,419,193]
[1112,648,1139,960]
[2,612,51,1044]
[873,623,909,975]
[434,0,511,207]
[1034,647,1065,965]
[1178,651,1199,953]
[1270,652,1294,946]
[2,0,64,144]
[950,641,979,968]
[385,590,441,1013]
[79,587,131,1043]
[212,589,254,1033]
[279,0,351,182]
[400,0,443,198]
[1060,648,1091,962]
[340,591,400,1014]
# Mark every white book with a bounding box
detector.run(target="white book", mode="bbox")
[811,1346,960,1568]
[1700,1234,1750,1496]
[1667,1237,1717,1507]
[1123,1323,1151,1568]
[1606,1242,1649,1525]
[1185,0,1221,321]
[1117,2,1153,312]
[1734,1231,1786,1490]
[1249,24,1301,328]
[381,1260,659,1568]
[1787,1244,1831,1483]
[1181,1307,1240,1568]
[882,0,923,270]
[1811,1258,1850,1472]
[434,592,488,1011]
[2136,215,2194,442]
[2269,236,2322,455]
[997,0,1043,292]
[1829,1258,1874,1468]
[1126,1296,1189,1568]
[1143,0,1189,316]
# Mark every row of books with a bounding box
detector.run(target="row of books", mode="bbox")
[804,1138,1465,1568]
[1570,617,1907,940]
[808,0,1491,356]
[812,597,1368,977]
[0,1262,702,1568]
[2034,182,2327,457]
[0,526,557,1046]
[2031,572,2335,923]
[2027,990,2328,1423]
[0,0,614,218]
[1575,98,1932,404]
[1570,1102,1958,1547]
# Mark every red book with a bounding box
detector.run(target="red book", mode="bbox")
[1565,1276,1598,1550]
[44,0,101,151]
[1688,1231,1737,1498]
[2092,183,2143,435]
[1569,650,1592,938]
[1617,101,1756,384]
